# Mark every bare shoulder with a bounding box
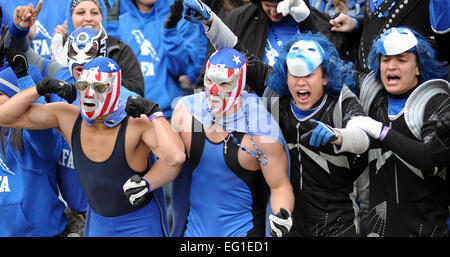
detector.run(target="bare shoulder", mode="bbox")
[37,102,79,144]
[171,102,193,133]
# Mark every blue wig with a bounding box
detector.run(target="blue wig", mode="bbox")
[267,31,356,98]
[367,27,448,82]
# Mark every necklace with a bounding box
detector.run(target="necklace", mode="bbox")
[209,106,269,166]
[372,0,396,18]
[269,24,283,47]
[218,131,231,154]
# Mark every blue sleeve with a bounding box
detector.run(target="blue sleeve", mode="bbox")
[162,19,205,77]
[54,67,75,82]
[9,22,29,39]
[26,128,63,161]
[186,31,207,83]
[1,2,12,27]
[429,0,450,33]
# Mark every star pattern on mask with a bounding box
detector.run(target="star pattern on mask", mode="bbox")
[232,54,241,65]
[107,61,116,71]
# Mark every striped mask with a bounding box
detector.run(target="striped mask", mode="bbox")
[77,57,121,121]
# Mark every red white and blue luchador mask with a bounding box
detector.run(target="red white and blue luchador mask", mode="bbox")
[204,48,247,114]
[75,57,121,121]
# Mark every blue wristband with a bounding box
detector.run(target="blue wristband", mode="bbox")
[378,126,390,141]
[142,177,152,192]
[351,17,359,31]
[10,22,30,38]
[149,111,164,122]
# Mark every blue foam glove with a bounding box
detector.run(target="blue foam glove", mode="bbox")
[183,0,212,23]
[301,119,338,147]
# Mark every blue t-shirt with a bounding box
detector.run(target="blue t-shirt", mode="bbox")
[263,18,299,66]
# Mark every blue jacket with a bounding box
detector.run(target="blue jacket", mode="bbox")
[0,72,66,236]
[0,0,70,59]
[110,0,206,118]
[0,128,66,236]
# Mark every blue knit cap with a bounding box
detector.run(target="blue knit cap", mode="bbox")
[0,65,43,97]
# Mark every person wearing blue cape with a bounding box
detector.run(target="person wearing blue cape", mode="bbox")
[170,47,294,237]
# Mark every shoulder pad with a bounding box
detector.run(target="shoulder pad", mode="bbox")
[359,71,383,114]
[405,79,450,140]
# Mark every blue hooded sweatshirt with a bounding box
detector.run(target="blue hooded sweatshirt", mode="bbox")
[0,0,70,59]
[0,66,66,237]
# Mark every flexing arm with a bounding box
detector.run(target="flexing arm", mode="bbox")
[5,0,64,78]
[0,48,77,130]
[123,96,186,206]
[125,96,186,167]
[0,86,60,130]
[261,139,294,213]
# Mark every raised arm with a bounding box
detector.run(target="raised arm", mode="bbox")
[0,81,77,133]
[5,0,65,78]
[125,96,186,166]
[122,96,187,207]
[0,48,77,132]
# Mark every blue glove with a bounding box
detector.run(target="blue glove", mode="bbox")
[300,119,338,147]
[183,0,212,23]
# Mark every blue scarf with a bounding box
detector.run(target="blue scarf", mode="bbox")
[80,98,127,127]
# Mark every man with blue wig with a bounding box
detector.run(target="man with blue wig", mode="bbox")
[347,27,449,236]
[183,0,371,237]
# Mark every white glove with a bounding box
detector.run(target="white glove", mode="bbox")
[346,116,386,140]
[50,33,68,66]
[269,208,293,237]
[123,175,151,206]
[277,0,310,23]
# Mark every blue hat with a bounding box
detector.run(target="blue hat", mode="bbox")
[0,65,43,97]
